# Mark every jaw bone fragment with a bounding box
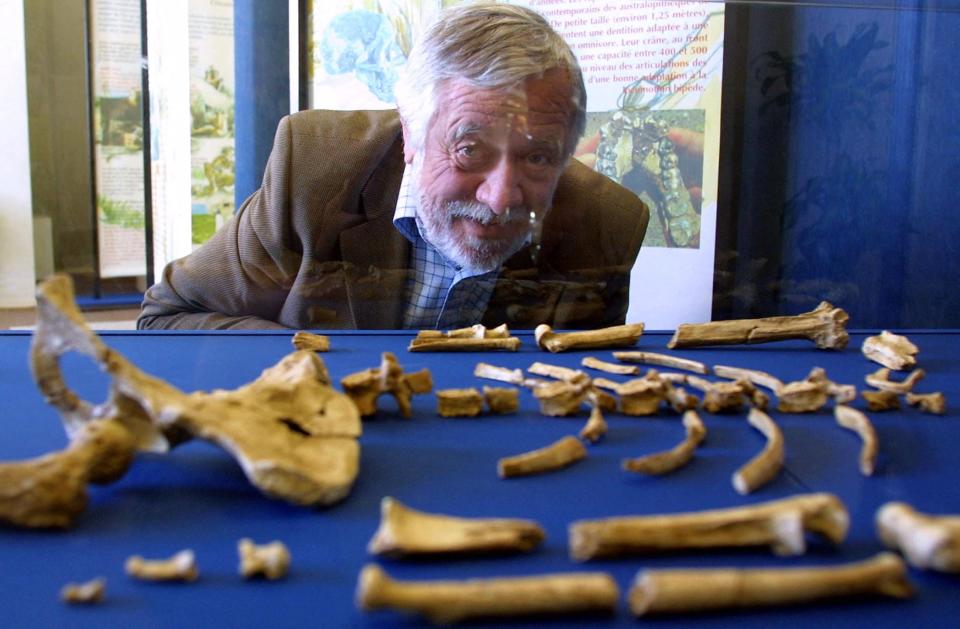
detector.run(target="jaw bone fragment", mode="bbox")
[408,325,520,351]
[906,391,946,415]
[60,578,106,604]
[498,436,587,478]
[862,389,900,411]
[340,352,432,417]
[569,492,848,561]
[732,408,784,495]
[862,331,919,370]
[291,331,330,352]
[622,410,705,475]
[535,323,645,353]
[356,564,619,624]
[834,405,878,476]
[865,367,925,394]
[367,496,545,557]
[482,386,519,414]
[668,301,849,350]
[613,351,709,374]
[238,538,291,580]
[31,275,362,507]
[877,502,960,572]
[0,420,135,528]
[125,549,199,582]
[628,552,912,616]
[436,388,485,417]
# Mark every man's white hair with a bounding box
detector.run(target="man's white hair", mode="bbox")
[395,2,586,157]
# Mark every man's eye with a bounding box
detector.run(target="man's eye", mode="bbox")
[456,145,478,158]
[527,153,553,167]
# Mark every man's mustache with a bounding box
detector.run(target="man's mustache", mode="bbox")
[446,201,530,226]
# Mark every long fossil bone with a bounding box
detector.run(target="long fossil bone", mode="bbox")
[292,330,330,352]
[367,497,545,557]
[408,326,520,352]
[614,351,709,374]
[125,549,199,582]
[535,323,645,353]
[877,502,960,572]
[569,492,848,561]
[834,405,878,476]
[622,410,705,475]
[865,367,925,394]
[862,331,919,370]
[628,552,912,616]
[906,391,946,415]
[356,564,619,624]
[415,324,510,339]
[498,436,587,478]
[732,408,784,495]
[238,538,291,580]
[340,352,432,417]
[668,301,849,350]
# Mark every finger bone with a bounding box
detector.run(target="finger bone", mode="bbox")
[498,436,587,478]
[238,538,291,580]
[535,323,645,353]
[60,578,106,604]
[125,549,198,582]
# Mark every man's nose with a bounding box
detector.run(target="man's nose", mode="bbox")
[475,158,523,215]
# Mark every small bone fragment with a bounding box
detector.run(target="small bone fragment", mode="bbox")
[436,388,484,417]
[628,552,912,616]
[906,391,946,415]
[622,411,705,475]
[579,406,608,443]
[535,323,645,353]
[865,367,925,394]
[125,550,199,582]
[60,578,106,604]
[0,420,135,528]
[527,361,585,382]
[713,364,784,391]
[862,389,901,411]
[367,496,545,557]
[569,492,848,561]
[581,356,640,375]
[834,405,878,476]
[498,436,587,478]
[408,336,521,352]
[614,351,709,374]
[482,386,519,414]
[357,564,618,624]
[341,352,432,417]
[532,377,591,416]
[474,362,523,385]
[238,538,291,580]
[669,301,849,350]
[732,408,784,495]
[292,331,330,352]
[877,502,960,572]
[862,331,919,370]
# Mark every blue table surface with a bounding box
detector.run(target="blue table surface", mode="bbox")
[0,329,957,628]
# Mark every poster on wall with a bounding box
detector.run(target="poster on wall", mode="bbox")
[90,0,147,278]
[307,0,723,328]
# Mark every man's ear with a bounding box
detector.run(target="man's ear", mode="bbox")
[400,118,416,164]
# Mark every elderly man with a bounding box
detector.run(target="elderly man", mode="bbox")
[138,4,649,330]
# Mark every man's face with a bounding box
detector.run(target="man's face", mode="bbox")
[407,69,574,272]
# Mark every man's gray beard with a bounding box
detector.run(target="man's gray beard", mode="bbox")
[418,195,531,273]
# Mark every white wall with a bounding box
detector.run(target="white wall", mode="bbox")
[0,0,36,307]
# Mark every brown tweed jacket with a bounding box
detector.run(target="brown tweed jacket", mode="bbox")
[138,110,649,330]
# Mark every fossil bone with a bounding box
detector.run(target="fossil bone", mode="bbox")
[877,502,960,572]
[906,391,946,415]
[862,331,919,370]
[532,376,592,416]
[408,334,521,352]
[367,496,545,557]
[834,405,878,476]
[415,324,510,339]
[0,419,136,528]
[528,361,585,382]
[581,356,640,375]
[482,386,520,414]
[498,436,587,478]
[569,492,848,561]
[356,564,619,624]
[436,388,485,417]
[614,351,709,374]
[668,301,849,350]
[713,364,784,391]
[628,552,912,616]
[622,410,705,475]
[534,323,645,353]
[613,369,696,416]
[125,549,199,582]
[473,362,548,389]
[31,274,362,507]
[238,538,291,580]
[60,578,106,604]
[865,367,925,394]
[291,331,330,352]
[341,352,432,418]
[862,389,901,411]
[682,375,766,413]
[579,406,608,443]
[732,408,784,495]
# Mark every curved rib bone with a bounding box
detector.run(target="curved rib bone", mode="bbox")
[862,331,919,370]
[877,502,960,572]
[865,367,925,394]
[569,493,848,561]
[357,564,619,624]
[622,410,705,475]
[367,497,545,557]
[535,323,645,353]
[498,436,587,478]
[614,351,709,374]
[834,405,878,476]
[668,301,849,350]
[628,553,912,616]
[732,408,784,494]
[238,538,291,580]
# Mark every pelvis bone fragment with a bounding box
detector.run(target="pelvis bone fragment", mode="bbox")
[29,275,361,507]
[367,496,545,557]
[569,493,848,561]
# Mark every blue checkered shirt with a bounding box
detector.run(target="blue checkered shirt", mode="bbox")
[393,168,498,329]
